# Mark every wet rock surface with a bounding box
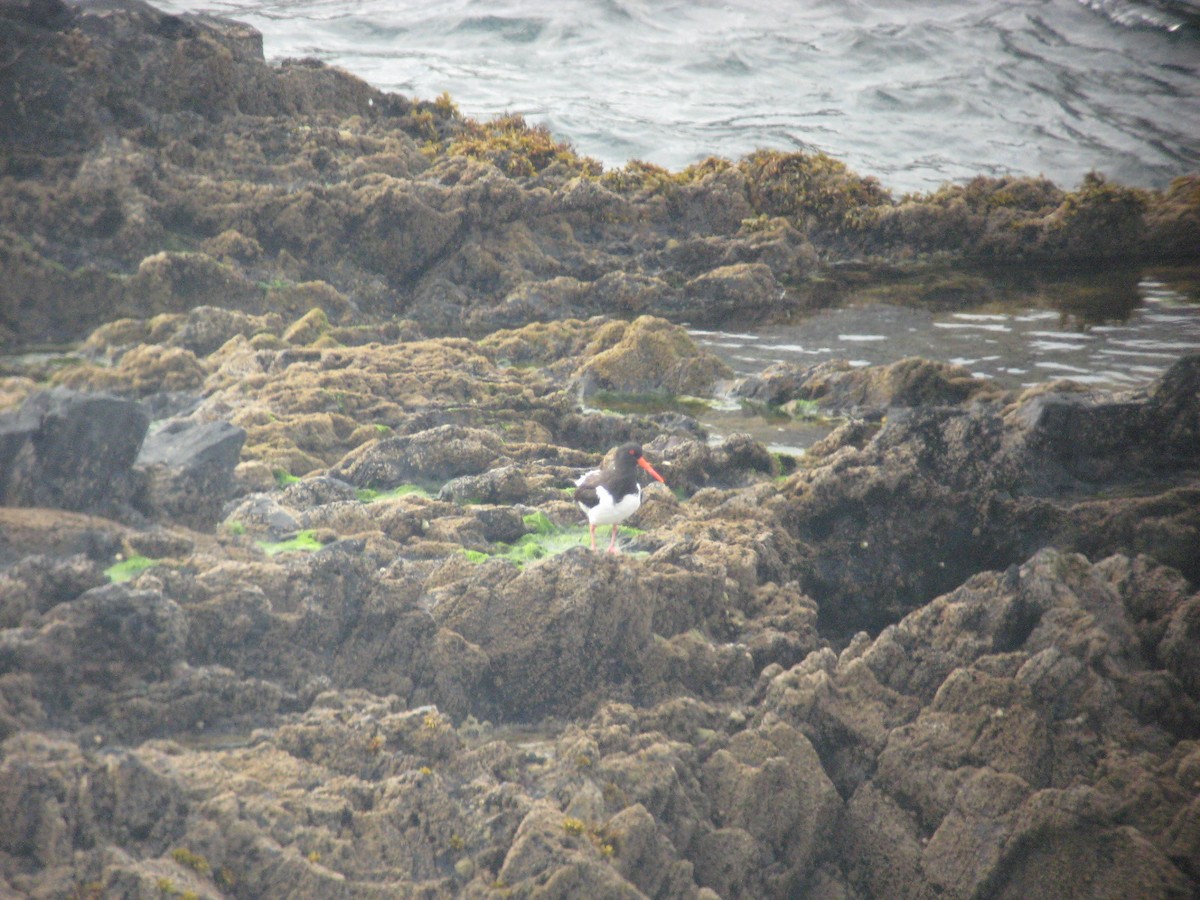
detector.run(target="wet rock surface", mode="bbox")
[1,1,1199,897]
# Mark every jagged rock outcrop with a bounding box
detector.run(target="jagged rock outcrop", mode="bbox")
[774,354,1200,634]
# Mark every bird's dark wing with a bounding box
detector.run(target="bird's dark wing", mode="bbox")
[573,469,601,507]
[574,484,600,508]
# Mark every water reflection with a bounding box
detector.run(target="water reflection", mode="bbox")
[974,264,1145,328]
[696,266,1200,390]
[692,266,1200,453]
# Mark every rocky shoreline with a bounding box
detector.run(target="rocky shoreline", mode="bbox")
[2,0,1199,897]
[4,0,1200,352]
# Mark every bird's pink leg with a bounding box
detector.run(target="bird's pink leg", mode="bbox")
[607,525,620,554]
[589,523,598,551]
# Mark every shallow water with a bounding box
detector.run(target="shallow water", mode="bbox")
[694,267,1200,452]
[152,0,1200,195]
[695,268,1200,388]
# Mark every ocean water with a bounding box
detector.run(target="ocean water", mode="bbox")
[153,0,1200,194]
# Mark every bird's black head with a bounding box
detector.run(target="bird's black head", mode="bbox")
[614,443,644,466]
[611,442,666,483]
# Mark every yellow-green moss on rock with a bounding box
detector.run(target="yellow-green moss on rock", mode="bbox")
[51,344,207,396]
[443,113,601,180]
[282,307,331,346]
[573,315,732,396]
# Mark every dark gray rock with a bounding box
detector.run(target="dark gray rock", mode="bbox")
[777,355,1200,634]
[136,418,246,530]
[0,389,149,518]
[1017,353,1200,492]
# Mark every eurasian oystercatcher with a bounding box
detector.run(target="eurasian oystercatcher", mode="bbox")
[574,442,666,553]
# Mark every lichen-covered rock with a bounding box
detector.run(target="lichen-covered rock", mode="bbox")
[759,548,1198,898]
[429,549,657,719]
[1143,174,1200,259]
[128,252,265,317]
[438,464,530,505]
[0,507,128,569]
[165,307,285,357]
[1,582,187,705]
[0,552,106,628]
[647,432,778,493]
[51,343,207,396]
[682,262,790,324]
[700,722,840,875]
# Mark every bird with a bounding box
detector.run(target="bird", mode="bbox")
[574,442,665,553]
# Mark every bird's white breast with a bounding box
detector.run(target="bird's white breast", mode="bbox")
[579,483,642,525]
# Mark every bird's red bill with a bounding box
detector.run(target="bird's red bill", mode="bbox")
[638,457,665,483]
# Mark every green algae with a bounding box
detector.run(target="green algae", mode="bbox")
[462,513,649,567]
[500,526,593,563]
[273,469,301,488]
[105,555,160,583]
[258,530,323,556]
[522,511,555,535]
[740,396,826,421]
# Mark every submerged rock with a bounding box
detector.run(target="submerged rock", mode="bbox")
[731,355,1002,414]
